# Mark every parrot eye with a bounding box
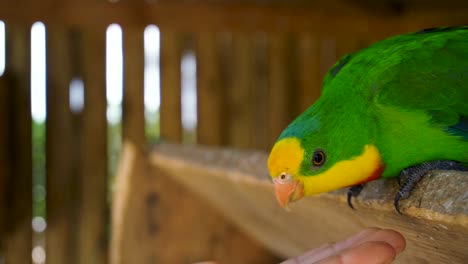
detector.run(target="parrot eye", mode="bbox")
[312,149,326,168]
[277,172,292,183]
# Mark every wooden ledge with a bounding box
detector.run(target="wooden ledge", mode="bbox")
[149,143,468,263]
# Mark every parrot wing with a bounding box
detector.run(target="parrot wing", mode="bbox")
[375,28,468,139]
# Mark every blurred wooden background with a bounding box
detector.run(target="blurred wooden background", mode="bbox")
[0,0,467,263]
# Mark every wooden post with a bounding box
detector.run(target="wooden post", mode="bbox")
[251,34,269,150]
[319,37,336,82]
[268,33,292,147]
[335,36,361,60]
[160,30,182,143]
[297,33,321,112]
[196,32,225,146]
[79,27,108,264]
[122,26,146,148]
[225,33,252,149]
[46,26,78,264]
[0,74,10,259]
[4,23,33,264]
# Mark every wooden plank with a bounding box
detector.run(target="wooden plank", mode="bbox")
[196,32,225,146]
[122,26,146,148]
[3,23,33,264]
[149,143,468,264]
[111,143,280,263]
[46,25,78,264]
[159,30,182,142]
[319,37,337,82]
[335,36,362,60]
[250,34,269,150]
[0,0,467,33]
[225,34,252,149]
[297,33,321,112]
[0,73,10,259]
[268,33,293,146]
[78,27,108,264]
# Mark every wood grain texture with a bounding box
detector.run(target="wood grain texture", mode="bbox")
[225,33,252,149]
[46,25,79,264]
[0,74,10,259]
[123,26,146,148]
[250,34,269,150]
[149,143,468,264]
[79,27,108,264]
[0,0,467,33]
[196,32,225,146]
[4,23,33,264]
[297,33,321,112]
[160,30,182,143]
[268,33,296,147]
[111,143,281,264]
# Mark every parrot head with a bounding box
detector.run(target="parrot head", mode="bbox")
[267,101,384,209]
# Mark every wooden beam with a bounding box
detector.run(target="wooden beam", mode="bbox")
[149,143,468,263]
[196,32,225,146]
[250,34,269,150]
[46,25,78,264]
[297,33,321,112]
[225,33,252,149]
[0,74,10,259]
[4,23,33,264]
[318,37,337,83]
[123,25,146,148]
[79,27,108,264]
[268,33,294,146]
[111,143,281,263]
[0,1,467,33]
[159,30,182,142]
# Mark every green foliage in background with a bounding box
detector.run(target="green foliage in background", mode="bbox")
[32,121,46,218]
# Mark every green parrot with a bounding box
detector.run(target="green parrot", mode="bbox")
[267,26,468,213]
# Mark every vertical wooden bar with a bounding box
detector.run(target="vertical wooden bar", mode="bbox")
[226,33,251,149]
[268,33,291,147]
[122,26,146,148]
[335,36,362,60]
[160,30,182,143]
[46,26,77,264]
[297,33,321,112]
[196,32,224,146]
[0,74,10,259]
[79,27,108,264]
[251,34,269,150]
[319,37,337,82]
[4,24,32,264]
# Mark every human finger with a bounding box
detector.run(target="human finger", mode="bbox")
[282,228,382,264]
[281,228,405,264]
[317,241,396,264]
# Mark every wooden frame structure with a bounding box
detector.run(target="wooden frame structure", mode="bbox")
[0,0,467,263]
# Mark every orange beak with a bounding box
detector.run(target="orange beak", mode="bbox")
[273,178,305,209]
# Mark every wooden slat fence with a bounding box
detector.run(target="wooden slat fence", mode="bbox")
[0,1,467,263]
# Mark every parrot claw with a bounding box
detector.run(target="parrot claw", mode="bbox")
[394,192,403,214]
[347,184,364,210]
[395,160,468,214]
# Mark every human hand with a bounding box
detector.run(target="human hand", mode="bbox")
[281,227,406,264]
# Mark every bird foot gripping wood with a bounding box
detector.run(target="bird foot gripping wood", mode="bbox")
[347,184,364,210]
[394,160,468,214]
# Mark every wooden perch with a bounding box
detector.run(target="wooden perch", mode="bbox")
[111,143,281,264]
[149,142,468,264]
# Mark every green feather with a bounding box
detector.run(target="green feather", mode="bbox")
[278,26,468,179]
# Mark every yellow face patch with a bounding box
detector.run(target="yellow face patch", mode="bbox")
[302,145,382,195]
[268,139,383,195]
[268,137,304,178]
